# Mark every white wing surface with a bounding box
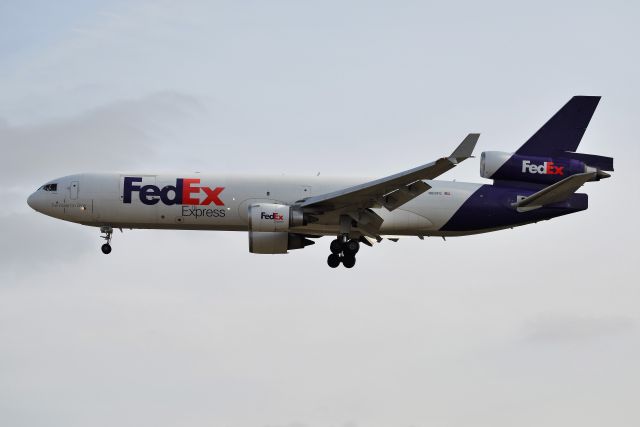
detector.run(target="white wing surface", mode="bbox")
[300,133,479,214]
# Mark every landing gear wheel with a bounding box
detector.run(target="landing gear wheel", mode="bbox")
[99,226,114,254]
[329,239,343,255]
[344,239,360,254]
[327,254,341,268]
[342,254,356,268]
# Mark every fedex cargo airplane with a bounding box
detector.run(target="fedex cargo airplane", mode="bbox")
[28,96,612,268]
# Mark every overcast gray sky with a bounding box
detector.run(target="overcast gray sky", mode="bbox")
[1,1,639,426]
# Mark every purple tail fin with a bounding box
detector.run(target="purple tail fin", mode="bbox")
[516,96,600,155]
[514,96,613,171]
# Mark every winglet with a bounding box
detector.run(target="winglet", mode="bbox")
[449,133,480,164]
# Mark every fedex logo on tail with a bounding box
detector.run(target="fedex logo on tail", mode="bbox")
[123,177,224,206]
[521,160,564,175]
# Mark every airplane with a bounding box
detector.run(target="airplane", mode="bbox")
[27,96,613,268]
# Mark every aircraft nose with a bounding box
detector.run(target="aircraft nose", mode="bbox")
[27,192,39,211]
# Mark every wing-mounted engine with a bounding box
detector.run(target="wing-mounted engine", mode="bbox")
[480,151,611,185]
[249,232,315,254]
[248,203,305,232]
[247,203,315,254]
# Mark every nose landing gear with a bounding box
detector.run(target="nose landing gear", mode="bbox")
[100,226,113,254]
[327,236,360,268]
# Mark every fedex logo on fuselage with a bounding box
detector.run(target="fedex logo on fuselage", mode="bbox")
[521,160,564,175]
[123,177,224,206]
[261,212,284,221]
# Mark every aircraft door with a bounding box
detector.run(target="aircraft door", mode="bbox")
[70,181,79,200]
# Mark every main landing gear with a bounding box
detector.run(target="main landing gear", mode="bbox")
[100,226,113,254]
[327,236,360,269]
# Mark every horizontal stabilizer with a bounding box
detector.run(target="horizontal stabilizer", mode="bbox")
[512,171,596,210]
[565,152,614,171]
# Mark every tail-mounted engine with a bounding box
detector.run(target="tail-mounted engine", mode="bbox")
[480,151,611,185]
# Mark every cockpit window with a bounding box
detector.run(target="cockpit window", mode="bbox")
[43,183,57,192]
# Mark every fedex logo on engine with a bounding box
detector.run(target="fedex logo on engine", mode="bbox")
[521,160,564,175]
[261,212,284,221]
[123,177,224,206]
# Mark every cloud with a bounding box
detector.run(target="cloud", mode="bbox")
[523,314,636,343]
[0,91,207,274]
[1,91,204,187]
[0,213,94,280]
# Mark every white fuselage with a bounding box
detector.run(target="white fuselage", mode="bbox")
[27,173,483,237]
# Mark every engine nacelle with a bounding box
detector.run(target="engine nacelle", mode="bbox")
[249,232,315,254]
[248,203,305,232]
[480,151,597,185]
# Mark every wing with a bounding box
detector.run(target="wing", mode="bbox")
[300,133,479,214]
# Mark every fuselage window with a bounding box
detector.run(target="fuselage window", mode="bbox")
[43,183,58,192]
